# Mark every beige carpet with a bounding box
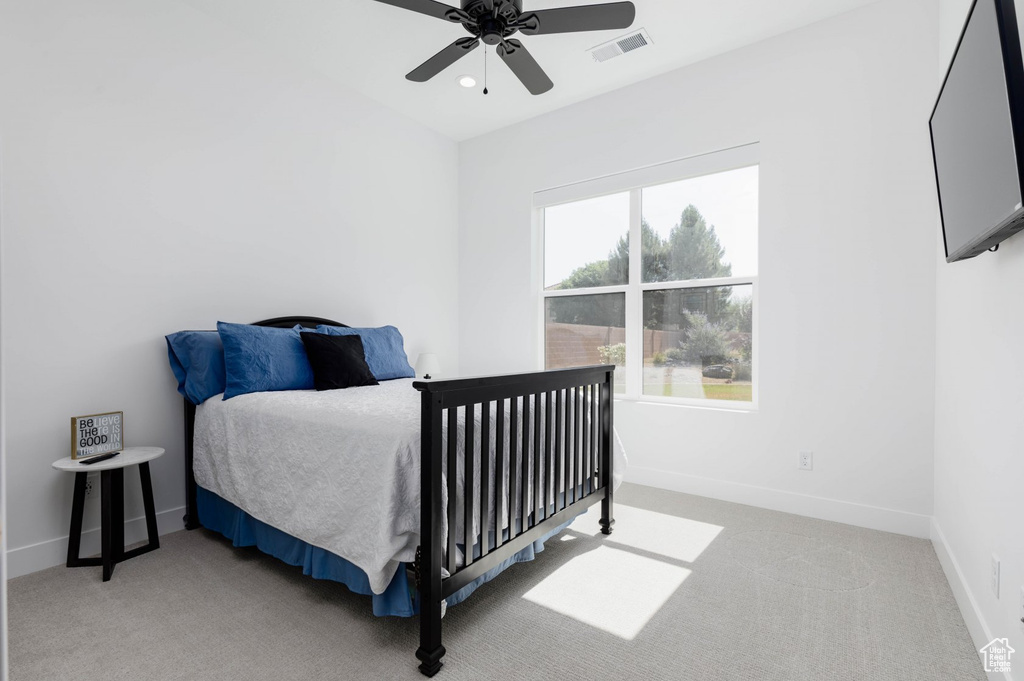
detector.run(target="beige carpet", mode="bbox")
[8,484,985,680]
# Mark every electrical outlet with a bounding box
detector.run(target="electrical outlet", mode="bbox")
[798,451,813,471]
[991,554,1000,598]
[84,472,97,500]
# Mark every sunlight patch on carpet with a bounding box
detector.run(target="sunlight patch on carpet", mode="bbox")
[522,546,690,640]
[571,505,723,563]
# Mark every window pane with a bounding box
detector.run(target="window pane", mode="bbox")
[545,293,626,394]
[641,166,758,283]
[642,285,753,402]
[544,193,629,290]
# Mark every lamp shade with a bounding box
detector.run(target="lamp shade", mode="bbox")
[415,353,441,379]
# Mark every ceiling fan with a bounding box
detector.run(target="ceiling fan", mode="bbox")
[374,0,637,95]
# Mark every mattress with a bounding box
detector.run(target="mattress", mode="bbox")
[193,378,626,594]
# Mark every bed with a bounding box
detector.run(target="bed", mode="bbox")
[176,316,616,676]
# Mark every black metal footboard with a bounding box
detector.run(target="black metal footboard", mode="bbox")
[413,365,615,677]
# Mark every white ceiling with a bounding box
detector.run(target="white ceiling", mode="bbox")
[181,0,881,140]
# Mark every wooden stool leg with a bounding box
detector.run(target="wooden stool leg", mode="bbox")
[139,462,160,549]
[100,470,114,582]
[111,468,125,563]
[66,472,88,567]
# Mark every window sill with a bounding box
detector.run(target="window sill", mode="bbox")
[614,394,758,413]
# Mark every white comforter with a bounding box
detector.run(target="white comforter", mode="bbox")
[193,379,626,594]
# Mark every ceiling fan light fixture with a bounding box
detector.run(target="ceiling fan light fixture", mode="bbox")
[457,74,477,88]
[381,0,637,95]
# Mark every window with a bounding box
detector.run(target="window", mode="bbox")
[539,146,758,407]
[543,192,629,393]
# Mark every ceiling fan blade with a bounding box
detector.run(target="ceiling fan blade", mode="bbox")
[407,37,480,82]
[518,2,635,35]
[373,0,468,23]
[497,39,553,95]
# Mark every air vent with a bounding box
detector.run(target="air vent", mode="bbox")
[588,28,652,63]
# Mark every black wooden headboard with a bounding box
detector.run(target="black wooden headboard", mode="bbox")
[253,316,348,329]
[182,315,349,530]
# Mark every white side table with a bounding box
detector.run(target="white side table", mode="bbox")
[52,446,164,581]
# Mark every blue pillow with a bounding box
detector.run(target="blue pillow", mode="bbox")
[218,322,315,399]
[315,325,415,380]
[166,331,227,405]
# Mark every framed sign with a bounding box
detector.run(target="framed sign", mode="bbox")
[71,411,123,460]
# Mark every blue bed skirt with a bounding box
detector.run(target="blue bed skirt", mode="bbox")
[197,486,575,617]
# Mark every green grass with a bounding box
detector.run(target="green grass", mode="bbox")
[700,383,753,401]
[647,382,752,402]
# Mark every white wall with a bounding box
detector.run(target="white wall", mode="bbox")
[459,0,939,536]
[0,0,460,577]
[932,0,1024,667]
[0,188,7,678]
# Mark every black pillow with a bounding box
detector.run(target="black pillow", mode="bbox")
[300,332,379,391]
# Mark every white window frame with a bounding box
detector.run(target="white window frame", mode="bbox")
[535,143,760,411]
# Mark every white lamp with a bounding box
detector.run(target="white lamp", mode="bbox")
[415,353,441,379]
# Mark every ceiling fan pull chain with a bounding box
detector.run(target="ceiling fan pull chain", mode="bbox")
[483,45,489,95]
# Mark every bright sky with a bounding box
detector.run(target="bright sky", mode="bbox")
[544,193,630,288]
[544,166,759,287]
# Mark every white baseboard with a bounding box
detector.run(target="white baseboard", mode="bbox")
[625,465,932,538]
[5,506,185,579]
[930,518,1013,681]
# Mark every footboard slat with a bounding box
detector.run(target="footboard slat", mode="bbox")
[536,393,544,524]
[480,402,491,558]
[555,389,564,515]
[571,386,579,505]
[464,403,475,569]
[414,365,614,677]
[508,397,519,545]
[580,385,588,500]
[494,401,504,550]
[522,395,532,535]
[589,383,597,496]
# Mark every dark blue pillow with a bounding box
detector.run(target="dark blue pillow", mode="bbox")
[315,325,415,380]
[166,331,227,405]
[218,322,315,400]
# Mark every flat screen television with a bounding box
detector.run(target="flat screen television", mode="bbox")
[931,0,1024,262]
